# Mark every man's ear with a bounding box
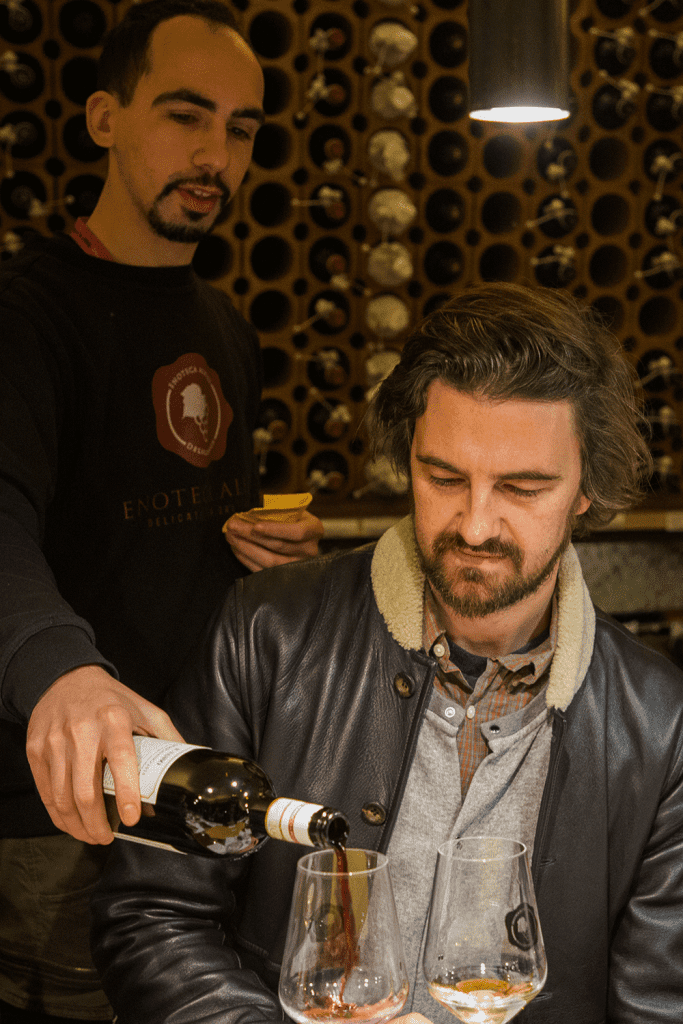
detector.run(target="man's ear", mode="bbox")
[85,91,119,149]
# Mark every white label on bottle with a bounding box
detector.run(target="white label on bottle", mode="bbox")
[102,736,207,804]
[265,797,323,846]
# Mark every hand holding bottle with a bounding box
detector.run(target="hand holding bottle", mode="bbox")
[26,664,184,844]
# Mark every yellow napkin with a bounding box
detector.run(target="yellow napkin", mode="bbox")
[228,493,313,525]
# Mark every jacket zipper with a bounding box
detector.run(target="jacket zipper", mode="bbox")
[532,709,566,888]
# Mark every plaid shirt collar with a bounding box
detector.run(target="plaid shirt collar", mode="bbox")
[423,582,558,686]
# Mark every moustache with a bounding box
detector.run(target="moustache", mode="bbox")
[157,176,231,204]
[433,531,523,569]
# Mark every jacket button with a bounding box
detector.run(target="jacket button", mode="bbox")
[393,674,415,698]
[362,803,387,826]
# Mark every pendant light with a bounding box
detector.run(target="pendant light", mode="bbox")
[468,0,571,123]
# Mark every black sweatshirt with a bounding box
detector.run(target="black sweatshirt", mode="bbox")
[0,232,262,836]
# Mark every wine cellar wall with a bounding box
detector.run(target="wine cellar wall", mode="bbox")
[2,0,683,521]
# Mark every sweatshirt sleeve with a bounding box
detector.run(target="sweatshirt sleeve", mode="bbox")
[0,306,115,725]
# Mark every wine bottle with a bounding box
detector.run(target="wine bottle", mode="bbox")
[427,131,468,176]
[590,26,636,75]
[103,737,349,858]
[428,76,467,122]
[650,453,679,495]
[645,398,681,443]
[291,186,349,228]
[425,188,464,233]
[308,15,351,59]
[424,241,463,285]
[0,0,42,45]
[0,112,46,159]
[592,78,639,129]
[648,31,683,79]
[309,237,350,283]
[371,73,417,119]
[367,188,417,236]
[644,195,682,237]
[367,241,413,286]
[531,245,576,288]
[636,348,678,391]
[0,50,43,102]
[645,85,683,132]
[526,196,578,238]
[307,398,352,441]
[255,398,291,443]
[312,70,351,117]
[365,293,410,338]
[428,20,467,69]
[645,141,683,200]
[367,130,411,182]
[368,20,418,70]
[307,347,350,389]
[305,451,349,493]
[0,169,45,218]
[309,126,350,169]
[307,293,349,334]
[536,138,577,186]
[635,245,682,287]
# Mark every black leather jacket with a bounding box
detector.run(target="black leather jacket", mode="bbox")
[91,521,683,1024]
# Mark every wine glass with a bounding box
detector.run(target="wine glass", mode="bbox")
[279,848,409,1024]
[423,837,547,1024]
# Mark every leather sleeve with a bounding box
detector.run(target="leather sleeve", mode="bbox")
[90,580,283,1023]
[607,727,683,1023]
[90,551,430,1024]
[91,840,284,1024]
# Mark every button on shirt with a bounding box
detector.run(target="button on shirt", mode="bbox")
[423,583,557,799]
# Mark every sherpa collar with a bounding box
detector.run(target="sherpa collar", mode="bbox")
[370,516,595,712]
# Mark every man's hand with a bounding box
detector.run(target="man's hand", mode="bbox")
[26,665,184,845]
[223,509,324,572]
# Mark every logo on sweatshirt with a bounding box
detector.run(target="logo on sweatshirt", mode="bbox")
[152,353,233,468]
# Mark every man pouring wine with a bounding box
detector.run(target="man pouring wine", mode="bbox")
[92,283,683,1024]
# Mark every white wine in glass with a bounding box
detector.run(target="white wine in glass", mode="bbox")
[279,848,409,1024]
[423,837,547,1024]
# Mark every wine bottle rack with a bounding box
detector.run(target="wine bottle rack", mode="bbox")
[2,0,683,521]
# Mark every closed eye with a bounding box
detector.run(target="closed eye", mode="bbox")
[503,484,543,498]
[230,125,254,140]
[431,475,464,488]
[169,111,200,125]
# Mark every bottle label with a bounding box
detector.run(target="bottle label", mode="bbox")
[265,797,324,846]
[102,736,207,804]
[111,832,188,855]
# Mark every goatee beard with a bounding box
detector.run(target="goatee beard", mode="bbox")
[416,523,572,619]
[146,177,231,243]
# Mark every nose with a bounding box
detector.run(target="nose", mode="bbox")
[455,484,501,548]
[192,128,230,176]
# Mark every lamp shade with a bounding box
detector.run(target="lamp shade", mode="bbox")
[468,0,571,123]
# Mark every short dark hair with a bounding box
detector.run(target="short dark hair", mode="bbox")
[97,0,241,106]
[370,283,652,536]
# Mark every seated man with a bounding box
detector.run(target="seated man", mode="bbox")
[91,283,683,1024]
